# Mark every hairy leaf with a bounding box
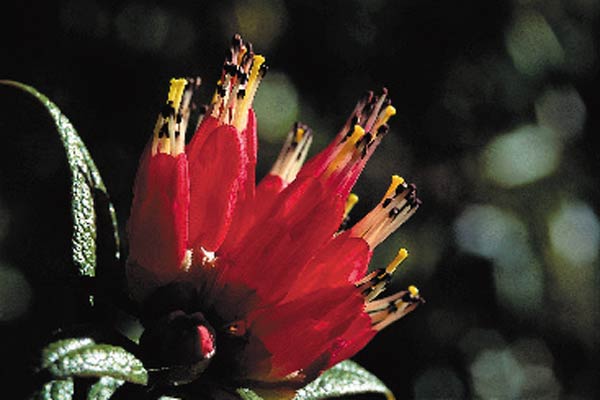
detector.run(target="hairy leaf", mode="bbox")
[87,376,125,400]
[294,360,394,400]
[237,360,394,400]
[237,388,264,400]
[41,337,96,369]
[47,343,148,385]
[0,80,120,278]
[33,379,74,400]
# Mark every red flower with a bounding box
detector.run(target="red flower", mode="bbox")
[127,35,423,389]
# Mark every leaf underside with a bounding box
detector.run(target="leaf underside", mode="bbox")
[0,80,120,278]
[34,338,148,399]
[238,360,394,400]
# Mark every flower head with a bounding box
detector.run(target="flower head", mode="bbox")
[127,35,422,389]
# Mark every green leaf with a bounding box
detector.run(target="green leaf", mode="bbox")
[36,339,147,399]
[0,80,120,278]
[47,342,148,385]
[32,379,74,400]
[87,376,125,400]
[237,360,394,400]
[294,360,394,400]
[237,388,265,400]
[41,337,96,369]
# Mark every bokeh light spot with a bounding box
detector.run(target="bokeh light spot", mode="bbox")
[253,72,300,142]
[233,0,287,51]
[505,10,564,76]
[0,263,33,322]
[482,124,561,187]
[470,349,525,399]
[493,252,544,317]
[454,204,528,260]
[510,339,561,399]
[459,328,507,361]
[413,366,465,400]
[510,338,554,367]
[535,86,586,141]
[454,205,544,316]
[548,201,599,266]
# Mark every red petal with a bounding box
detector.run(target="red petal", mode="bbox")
[127,152,189,280]
[240,108,257,202]
[322,311,376,370]
[245,288,369,380]
[221,177,345,306]
[283,231,372,303]
[295,137,339,180]
[220,174,286,254]
[187,115,220,156]
[188,124,244,252]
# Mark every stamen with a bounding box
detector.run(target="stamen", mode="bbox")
[210,35,255,126]
[367,285,424,331]
[338,89,392,141]
[167,78,188,113]
[233,54,266,131]
[363,89,388,134]
[371,105,396,136]
[350,176,420,248]
[408,284,419,298]
[338,193,360,232]
[317,90,394,192]
[358,248,409,301]
[325,125,366,176]
[208,35,266,131]
[152,78,189,156]
[176,77,202,155]
[383,175,405,200]
[343,193,359,220]
[386,248,408,275]
[270,122,313,183]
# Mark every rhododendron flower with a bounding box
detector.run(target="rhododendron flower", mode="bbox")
[127,35,423,391]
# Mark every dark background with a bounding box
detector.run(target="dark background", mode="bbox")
[1,0,599,399]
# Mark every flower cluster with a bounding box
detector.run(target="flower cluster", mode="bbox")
[127,35,422,389]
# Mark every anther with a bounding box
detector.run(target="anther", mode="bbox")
[344,193,359,219]
[386,248,408,275]
[350,175,420,249]
[270,122,313,183]
[152,78,189,156]
[360,248,408,301]
[367,285,424,330]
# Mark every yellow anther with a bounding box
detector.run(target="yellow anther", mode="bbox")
[383,105,396,122]
[383,175,405,199]
[233,54,266,130]
[167,78,188,112]
[385,248,408,274]
[344,193,359,218]
[295,127,305,143]
[408,285,419,298]
[372,105,397,134]
[248,55,266,87]
[348,124,365,146]
[326,125,366,176]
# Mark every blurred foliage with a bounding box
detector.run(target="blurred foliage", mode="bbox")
[1,0,599,398]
